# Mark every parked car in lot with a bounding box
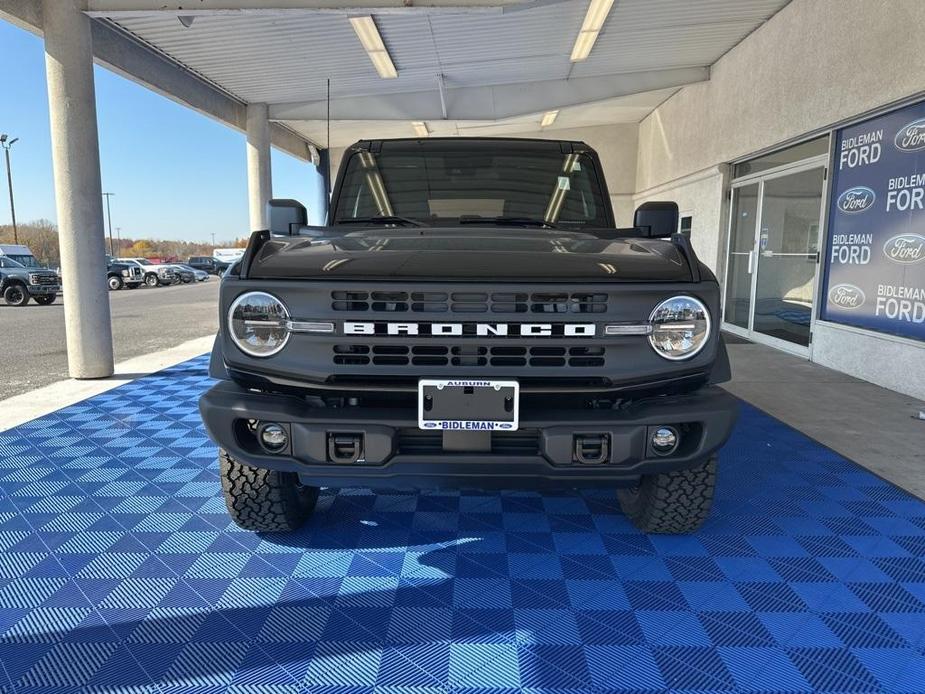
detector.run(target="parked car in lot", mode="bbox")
[173,264,210,282]
[104,255,144,289]
[105,260,144,290]
[117,257,178,287]
[188,256,230,275]
[0,255,60,305]
[170,264,196,284]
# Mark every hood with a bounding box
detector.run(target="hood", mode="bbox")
[246,228,692,282]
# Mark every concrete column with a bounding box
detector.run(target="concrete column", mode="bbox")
[43,0,114,379]
[246,103,272,230]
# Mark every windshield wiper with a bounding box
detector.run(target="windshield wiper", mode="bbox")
[459,216,560,230]
[336,215,426,227]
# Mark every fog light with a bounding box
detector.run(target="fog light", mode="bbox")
[259,423,288,452]
[651,427,678,456]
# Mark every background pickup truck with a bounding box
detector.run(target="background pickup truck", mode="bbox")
[116,257,178,287]
[0,255,60,306]
[188,256,230,275]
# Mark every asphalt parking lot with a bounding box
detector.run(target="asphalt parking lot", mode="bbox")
[0,280,219,400]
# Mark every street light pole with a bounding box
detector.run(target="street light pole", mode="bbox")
[0,135,19,245]
[102,192,115,256]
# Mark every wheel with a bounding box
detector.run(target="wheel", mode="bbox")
[108,275,124,290]
[145,273,159,287]
[182,276,192,284]
[617,455,717,534]
[33,295,56,305]
[219,449,318,532]
[3,283,30,306]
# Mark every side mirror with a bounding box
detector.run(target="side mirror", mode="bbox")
[267,199,307,235]
[633,201,679,238]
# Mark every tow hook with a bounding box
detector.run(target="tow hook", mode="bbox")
[573,434,610,465]
[327,433,364,464]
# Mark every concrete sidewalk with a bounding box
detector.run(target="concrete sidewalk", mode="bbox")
[0,334,215,432]
[723,337,925,499]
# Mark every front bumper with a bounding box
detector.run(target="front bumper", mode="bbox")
[200,382,738,490]
[28,284,60,296]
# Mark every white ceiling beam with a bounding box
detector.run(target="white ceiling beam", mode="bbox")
[269,67,710,122]
[0,0,320,160]
[84,0,568,17]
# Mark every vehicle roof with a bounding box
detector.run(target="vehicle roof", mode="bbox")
[0,245,33,255]
[352,137,591,153]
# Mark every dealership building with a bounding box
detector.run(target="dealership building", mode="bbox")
[1,0,923,400]
[606,0,925,399]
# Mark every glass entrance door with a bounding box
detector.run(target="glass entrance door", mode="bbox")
[752,168,824,347]
[724,184,759,331]
[723,164,826,353]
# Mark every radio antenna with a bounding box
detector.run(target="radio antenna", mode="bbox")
[326,78,330,152]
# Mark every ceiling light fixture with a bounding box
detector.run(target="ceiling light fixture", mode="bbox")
[540,110,559,128]
[570,0,615,62]
[412,121,429,137]
[349,16,398,79]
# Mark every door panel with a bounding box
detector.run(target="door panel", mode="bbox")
[752,168,824,347]
[723,184,759,330]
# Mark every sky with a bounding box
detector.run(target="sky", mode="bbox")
[0,19,325,244]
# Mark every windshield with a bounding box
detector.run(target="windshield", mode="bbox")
[5,254,39,268]
[332,145,611,229]
[0,257,25,268]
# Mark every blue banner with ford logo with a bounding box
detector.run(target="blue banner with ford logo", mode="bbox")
[822,99,925,340]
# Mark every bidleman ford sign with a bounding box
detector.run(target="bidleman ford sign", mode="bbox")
[822,99,925,340]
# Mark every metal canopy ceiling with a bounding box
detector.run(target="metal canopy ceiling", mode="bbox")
[97,0,790,148]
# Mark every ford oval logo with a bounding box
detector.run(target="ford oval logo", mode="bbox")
[894,117,925,152]
[836,186,876,214]
[882,233,925,264]
[828,284,866,310]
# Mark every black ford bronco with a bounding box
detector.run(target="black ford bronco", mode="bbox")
[200,138,738,534]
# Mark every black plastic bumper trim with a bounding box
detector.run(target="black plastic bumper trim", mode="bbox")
[199,381,738,490]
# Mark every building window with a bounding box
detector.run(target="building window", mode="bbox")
[679,216,692,238]
[733,136,829,179]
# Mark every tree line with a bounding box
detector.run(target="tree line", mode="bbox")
[0,221,248,267]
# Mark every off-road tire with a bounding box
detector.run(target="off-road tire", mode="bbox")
[219,449,318,532]
[618,454,717,534]
[33,295,56,305]
[108,275,124,290]
[3,283,29,306]
[145,274,159,287]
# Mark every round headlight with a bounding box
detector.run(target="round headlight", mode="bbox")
[648,295,711,361]
[228,291,290,357]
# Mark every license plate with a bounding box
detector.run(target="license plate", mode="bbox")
[418,379,519,432]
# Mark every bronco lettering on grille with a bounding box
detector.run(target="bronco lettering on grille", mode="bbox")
[343,322,597,337]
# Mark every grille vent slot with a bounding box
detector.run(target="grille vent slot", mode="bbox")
[333,344,604,368]
[332,291,607,314]
[398,428,540,456]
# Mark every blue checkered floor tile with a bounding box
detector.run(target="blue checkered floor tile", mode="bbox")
[1,356,925,693]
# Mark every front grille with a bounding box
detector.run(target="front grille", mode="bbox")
[333,344,605,368]
[29,274,58,286]
[397,428,540,456]
[332,290,607,314]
